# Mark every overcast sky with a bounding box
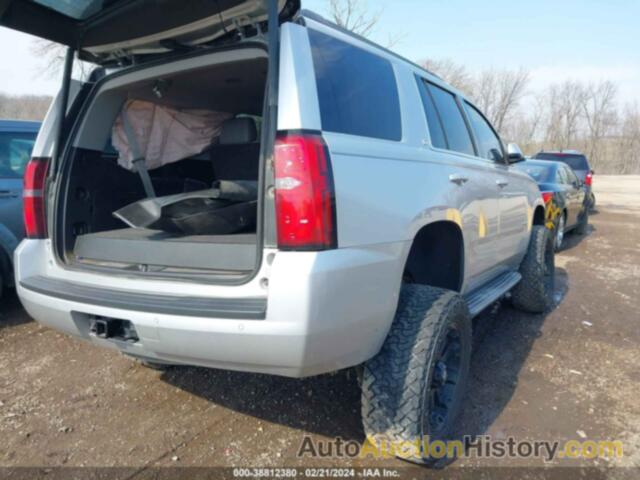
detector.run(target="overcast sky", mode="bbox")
[1,0,639,104]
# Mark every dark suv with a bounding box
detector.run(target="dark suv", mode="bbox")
[0,119,40,296]
[533,150,595,210]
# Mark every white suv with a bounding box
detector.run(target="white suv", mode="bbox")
[5,0,552,465]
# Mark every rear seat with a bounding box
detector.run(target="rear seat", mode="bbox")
[210,117,260,181]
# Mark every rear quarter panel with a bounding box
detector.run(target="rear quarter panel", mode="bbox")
[280,19,545,295]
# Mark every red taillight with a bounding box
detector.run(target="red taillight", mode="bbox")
[274,133,337,250]
[585,171,593,187]
[23,157,50,239]
[541,191,553,204]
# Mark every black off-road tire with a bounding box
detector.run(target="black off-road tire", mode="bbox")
[511,225,555,313]
[361,284,471,466]
[575,208,589,235]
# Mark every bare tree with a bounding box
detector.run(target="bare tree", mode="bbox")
[539,80,588,150]
[472,68,530,133]
[582,80,618,166]
[30,39,68,78]
[30,39,93,81]
[420,58,473,95]
[327,0,406,48]
[328,0,381,38]
[0,94,53,120]
[613,103,640,174]
[501,95,545,151]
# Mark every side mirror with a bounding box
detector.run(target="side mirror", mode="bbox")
[507,143,525,164]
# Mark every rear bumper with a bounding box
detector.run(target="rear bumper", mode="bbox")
[16,239,405,377]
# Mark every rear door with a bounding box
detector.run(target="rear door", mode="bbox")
[462,101,530,270]
[1,0,297,64]
[416,80,503,289]
[562,165,586,226]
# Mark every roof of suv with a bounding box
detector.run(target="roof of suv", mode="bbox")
[533,151,591,171]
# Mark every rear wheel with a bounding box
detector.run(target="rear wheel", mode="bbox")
[361,284,471,466]
[575,208,589,235]
[512,225,555,313]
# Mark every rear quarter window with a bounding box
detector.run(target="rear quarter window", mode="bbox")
[308,29,402,141]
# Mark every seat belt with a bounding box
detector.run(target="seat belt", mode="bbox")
[121,111,156,198]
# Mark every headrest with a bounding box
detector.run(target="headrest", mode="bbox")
[219,117,258,145]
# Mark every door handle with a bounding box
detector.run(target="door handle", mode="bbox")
[496,180,509,188]
[449,174,469,186]
[0,191,18,198]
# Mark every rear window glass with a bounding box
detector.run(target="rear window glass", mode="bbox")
[514,163,555,183]
[0,132,37,178]
[309,29,402,141]
[33,0,103,19]
[534,153,589,170]
[426,83,475,156]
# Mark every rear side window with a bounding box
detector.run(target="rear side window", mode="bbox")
[464,102,504,162]
[416,79,447,150]
[308,29,402,141]
[425,83,475,156]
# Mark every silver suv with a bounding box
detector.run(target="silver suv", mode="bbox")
[5,0,552,465]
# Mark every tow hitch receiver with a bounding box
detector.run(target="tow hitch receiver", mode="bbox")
[89,317,139,342]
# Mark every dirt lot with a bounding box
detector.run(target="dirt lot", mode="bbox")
[1,176,639,476]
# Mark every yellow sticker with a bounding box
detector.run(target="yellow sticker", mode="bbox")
[446,209,463,228]
[478,210,487,238]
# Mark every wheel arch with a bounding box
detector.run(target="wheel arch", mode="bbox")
[402,220,464,293]
[532,205,546,226]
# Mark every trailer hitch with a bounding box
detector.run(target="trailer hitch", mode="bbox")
[89,317,139,342]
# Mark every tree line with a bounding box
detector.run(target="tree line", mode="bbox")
[0,93,52,122]
[327,0,639,174]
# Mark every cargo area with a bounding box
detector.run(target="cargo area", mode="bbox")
[56,47,269,277]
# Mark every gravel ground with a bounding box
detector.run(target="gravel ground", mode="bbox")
[0,175,639,477]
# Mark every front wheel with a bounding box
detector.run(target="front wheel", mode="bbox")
[361,285,471,466]
[511,225,555,313]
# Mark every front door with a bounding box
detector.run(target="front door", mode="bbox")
[461,101,529,271]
